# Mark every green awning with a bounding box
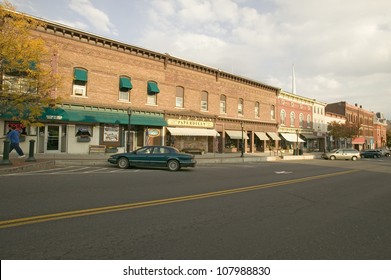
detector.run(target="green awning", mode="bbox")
[147,81,160,94]
[119,77,133,90]
[41,107,167,126]
[74,69,88,82]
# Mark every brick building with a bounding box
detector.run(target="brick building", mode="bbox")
[326,102,374,150]
[1,13,280,154]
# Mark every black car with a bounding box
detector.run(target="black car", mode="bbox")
[108,146,196,171]
[360,149,382,158]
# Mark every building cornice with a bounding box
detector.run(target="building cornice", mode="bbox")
[19,11,280,94]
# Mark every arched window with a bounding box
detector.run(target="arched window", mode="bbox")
[147,81,159,105]
[220,95,226,114]
[73,67,88,97]
[255,102,260,118]
[238,98,244,115]
[290,111,295,127]
[299,113,304,128]
[271,105,276,120]
[201,91,208,111]
[119,76,132,101]
[280,110,286,125]
[176,86,184,108]
[307,115,312,128]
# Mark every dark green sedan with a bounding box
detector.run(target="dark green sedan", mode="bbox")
[108,146,196,171]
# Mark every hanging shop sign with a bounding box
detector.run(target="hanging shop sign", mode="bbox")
[167,118,214,128]
[147,128,160,137]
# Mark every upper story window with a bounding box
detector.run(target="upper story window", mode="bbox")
[73,68,88,97]
[238,98,244,115]
[255,102,260,118]
[147,81,159,105]
[220,95,227,114]
[271,105,276,120]
[2,61,38,95]
[290,111,295,127]
[119,76,132,102]
[201,91,208,111]
[299,113,304,128]
[176,86,184,108]
[280,110,286,125]
[307,115,312,128]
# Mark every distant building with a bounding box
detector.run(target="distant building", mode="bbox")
[373,112,387,148]
[326,102,374,150]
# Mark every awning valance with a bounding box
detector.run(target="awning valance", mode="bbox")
[167,127,219,136]
[41,107,167,126]
[301,133,318,139]
[280,133,305,143]
[352,137,366,144]
[225,130,249,140]
[266,132,281,141]
[254,132,269,141]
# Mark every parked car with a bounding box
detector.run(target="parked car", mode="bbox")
[377,149,390,157]
[360,149,382,158]
[108,146,196,171]
[321,149,360,161]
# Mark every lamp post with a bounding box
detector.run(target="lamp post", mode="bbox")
[296,129,299,155]
[241,122,244,157]
[127,107,132,153]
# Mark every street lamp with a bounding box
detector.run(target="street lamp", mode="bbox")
[241,122,244,157]
[296,129,299,155]
[127,107,132,153]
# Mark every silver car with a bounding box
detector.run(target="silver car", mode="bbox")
[322,149,360,161]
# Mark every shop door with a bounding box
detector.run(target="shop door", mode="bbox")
[45,125,62,152]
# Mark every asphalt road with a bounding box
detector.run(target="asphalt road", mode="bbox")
[0,158,390,259]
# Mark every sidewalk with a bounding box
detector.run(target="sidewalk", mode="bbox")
[0,151,322,174]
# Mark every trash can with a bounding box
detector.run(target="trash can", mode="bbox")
[299,149,303,155]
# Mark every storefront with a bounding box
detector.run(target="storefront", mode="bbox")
[1,105,167,154]
[165,117,218,153]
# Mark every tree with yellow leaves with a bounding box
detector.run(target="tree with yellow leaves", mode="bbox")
[0,1,59,126]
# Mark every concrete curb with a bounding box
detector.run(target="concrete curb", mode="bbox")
[0,160,55,175]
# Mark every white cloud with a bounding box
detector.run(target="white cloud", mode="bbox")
[68,0,118,35]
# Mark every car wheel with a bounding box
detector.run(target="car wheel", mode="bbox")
[351,156,358,161]
[330,156,336,160]
[374,155,378,159]
[118,157,130,169]
[167,160,180,171]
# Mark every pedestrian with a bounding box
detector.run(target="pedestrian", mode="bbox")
[7,125,25,158]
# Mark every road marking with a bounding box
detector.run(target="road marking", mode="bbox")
[0,169,358,229]
[275,171,293,174]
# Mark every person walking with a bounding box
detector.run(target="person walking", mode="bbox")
[7,125,25,158]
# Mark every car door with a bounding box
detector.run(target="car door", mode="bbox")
[130,147,153,167]
[150,147,170,167]
[341,150,349,159]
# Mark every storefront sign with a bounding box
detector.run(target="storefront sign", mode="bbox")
[147,129,160,137]
[46,115,63,120]
[103,125,119,142]
[167,118,214,128]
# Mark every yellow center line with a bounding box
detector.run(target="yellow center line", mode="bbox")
[0,169,358,229]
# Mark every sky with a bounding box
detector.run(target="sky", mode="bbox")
[8,0,391,119]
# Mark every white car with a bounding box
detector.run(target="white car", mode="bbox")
[322,149,360,161]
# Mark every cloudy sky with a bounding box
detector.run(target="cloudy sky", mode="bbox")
[8,0,391,119]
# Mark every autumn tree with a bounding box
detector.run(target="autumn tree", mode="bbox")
[328,121,360,148]
[0,1,59,126]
